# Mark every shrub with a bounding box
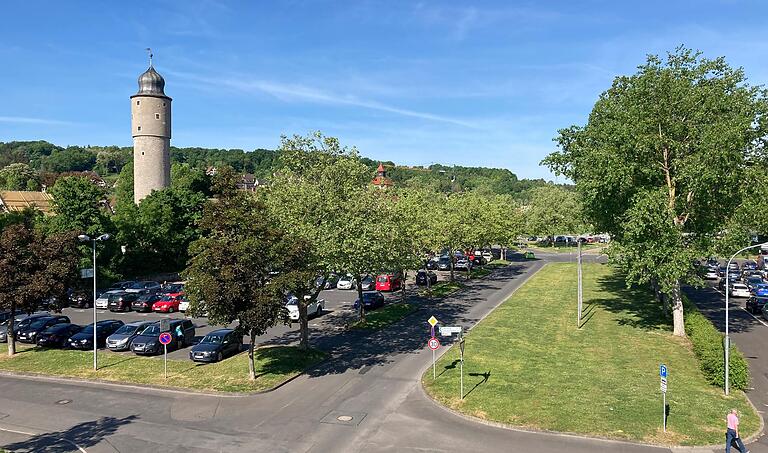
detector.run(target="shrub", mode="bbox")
[684,296,750,390]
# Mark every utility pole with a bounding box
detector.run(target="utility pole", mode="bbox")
[577,239,583,328]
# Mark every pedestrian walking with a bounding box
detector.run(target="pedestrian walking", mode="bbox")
[726,408,749,453]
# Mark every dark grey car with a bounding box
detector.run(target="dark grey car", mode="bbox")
[0,312,50,343]
[106,321,153,351]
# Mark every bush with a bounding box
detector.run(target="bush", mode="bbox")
[684,296,750,390]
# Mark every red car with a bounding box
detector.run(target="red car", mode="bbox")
[376,273,403,292]
[152,293,182,313]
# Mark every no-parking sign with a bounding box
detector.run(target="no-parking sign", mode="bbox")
[159,332,173,345]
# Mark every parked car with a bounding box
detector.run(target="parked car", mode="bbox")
[745,276,764,290]
[123,281,161,293]
[731,283,752,298]
[106,321,153,351]
[376,273,403,292]
[95,290,122,309]
[359,275,376,291]
[748,295,768,314]
[67,320,124,349]
[178,295,190,312]
[189,329,242,363]
[416,270,438,286]
[131,292,163,313]
[470,255,487,266]
[285,295,325,321]
[353,291,385,311]
[753,283,768,297]
[481,250,495,261]
[337,274,355,290]
[704,267,720,280]
[1,313,50,342]
[160,282,185,295]
[68,290,93,308]
[36,323,82,348]
[743,260,758,271]
[315,273,339,290]
[130,319,195,355]
[153,294,183,313]
[108,281,137,291]
[108,292,139,312]
[455,258,472,271]
[425,257,439,270]
[437,256,452,271]
[16,315,70,343]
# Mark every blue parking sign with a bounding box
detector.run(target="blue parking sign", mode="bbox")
[660,364,667,378]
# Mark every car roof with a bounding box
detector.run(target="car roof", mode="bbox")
[208,328,234,335]
[125,321,152,327]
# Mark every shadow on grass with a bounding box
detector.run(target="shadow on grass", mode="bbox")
[98,355,139,370]
[464,371,491,398]
[2,415,137,453]
[589,272,672,331]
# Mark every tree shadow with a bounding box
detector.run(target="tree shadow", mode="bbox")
[683,285,759,335]
[2,415,137,453]
[588,273,672,331]
[464,371,491,398]
[98,355,138,369]
[299,263,535,378]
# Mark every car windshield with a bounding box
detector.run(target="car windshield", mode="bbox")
[362,277,373,283]
[201,335,223,344]
[80,325,95,334]
[363,293,377,300]
[113,325,139,335]
[164,284,183,292]
[126,282,146,289]
[137,294,155,302]
[28,319,51,329]
[45,324,70,333]
[160,295,175,302]
[140,325,160,336]
[377,276,387,282]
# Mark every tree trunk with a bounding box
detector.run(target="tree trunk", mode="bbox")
[298,295,309,350]
[248,329,256,380]
[449,249,455,282]
[7,301,16,357]
[425,261,432,299]
[670,280,685,337]
[355,275,365,322]
[401,269,407,304]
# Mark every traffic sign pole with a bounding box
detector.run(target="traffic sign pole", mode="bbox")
[164,344,168,379]
[428,316,439,379]
[432,348,435,379]
[159,332,173,380]
[459,332,465,400]
[660,364,668,432]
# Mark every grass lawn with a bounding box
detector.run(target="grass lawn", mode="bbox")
[469,268,492,279]
[420,281,464,298]
[0,344,326,393]
[350,302,418,330]
[486,260,510,268]
[423,262,759,446]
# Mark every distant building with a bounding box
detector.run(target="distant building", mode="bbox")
[371,163,393,189]
[132,51,172,204]
[0,191,54,215]
[237,173,263,192]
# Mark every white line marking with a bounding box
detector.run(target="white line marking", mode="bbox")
[712,286,768,327]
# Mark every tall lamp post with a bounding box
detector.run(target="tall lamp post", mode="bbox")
[724,242,767,395]
[78,233,111,371]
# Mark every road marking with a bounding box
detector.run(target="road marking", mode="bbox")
[712,286,768,327]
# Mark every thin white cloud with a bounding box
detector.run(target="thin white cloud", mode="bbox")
[0,116,75,126]
[170,71,479,129]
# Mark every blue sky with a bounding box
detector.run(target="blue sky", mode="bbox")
[2,1,768,180]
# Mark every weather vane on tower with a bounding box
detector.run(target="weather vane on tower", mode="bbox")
[146,47,153,67]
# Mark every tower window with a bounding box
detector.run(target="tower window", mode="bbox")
[155,113,160,120]
[162,102,166,107]
[141,152,145,156]
[137,126,141,131]
[136,100,140,105]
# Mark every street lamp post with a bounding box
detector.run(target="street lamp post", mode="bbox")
[78,233,111,371]
[724,242,767,395]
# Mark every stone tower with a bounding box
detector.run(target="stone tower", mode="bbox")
[131,52,171,204]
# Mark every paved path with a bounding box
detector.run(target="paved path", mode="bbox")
[0,254,670,453]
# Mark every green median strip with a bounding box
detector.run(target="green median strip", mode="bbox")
[423,262,758,446]
[350,302,418,331]
[421,281,464,298]
[0,344,326,393]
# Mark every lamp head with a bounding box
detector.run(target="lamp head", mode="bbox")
[96,234,111,241]
[78,234,91,242]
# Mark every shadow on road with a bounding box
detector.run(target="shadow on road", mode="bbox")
[2,415,137,453]
[685,285,758,334]
[300,263,532,379]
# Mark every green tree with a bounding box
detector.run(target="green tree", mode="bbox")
[544,47,768,336]
[0,220,79,356]
[48,176,113,237]
[172,163,211,195]
[0,163,40,191]
[183,191,291,380]
[266,132,373,340]
[523,185,586,242]
[42,146,96,172]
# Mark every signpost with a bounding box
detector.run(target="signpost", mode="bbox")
[428,316,439,378]
[459,333,465,400]
[159,332,172,379]
[660,364,668,432]
[80,268,94,279]
[577,240,583,328]
[439,326,462,337]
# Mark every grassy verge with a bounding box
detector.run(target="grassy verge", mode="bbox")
[422,262,759,446]
[350,302,418,330]
[522,243,605,254]
[486,260,510,268]
[469,268,492,278]
[0,344,326,393]
[420,281,464,298]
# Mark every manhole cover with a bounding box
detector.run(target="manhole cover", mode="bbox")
[320,410,367,426]
[337,415,353,422]
[56,399,71,405]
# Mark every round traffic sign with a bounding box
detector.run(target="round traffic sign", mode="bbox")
[428,337,440,350]
[158,332,173,345]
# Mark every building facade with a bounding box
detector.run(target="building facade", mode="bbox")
[131,59,171,204]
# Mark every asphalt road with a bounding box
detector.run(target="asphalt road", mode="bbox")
[0,253,675,453]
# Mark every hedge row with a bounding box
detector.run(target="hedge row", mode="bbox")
[684,296,750,390]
